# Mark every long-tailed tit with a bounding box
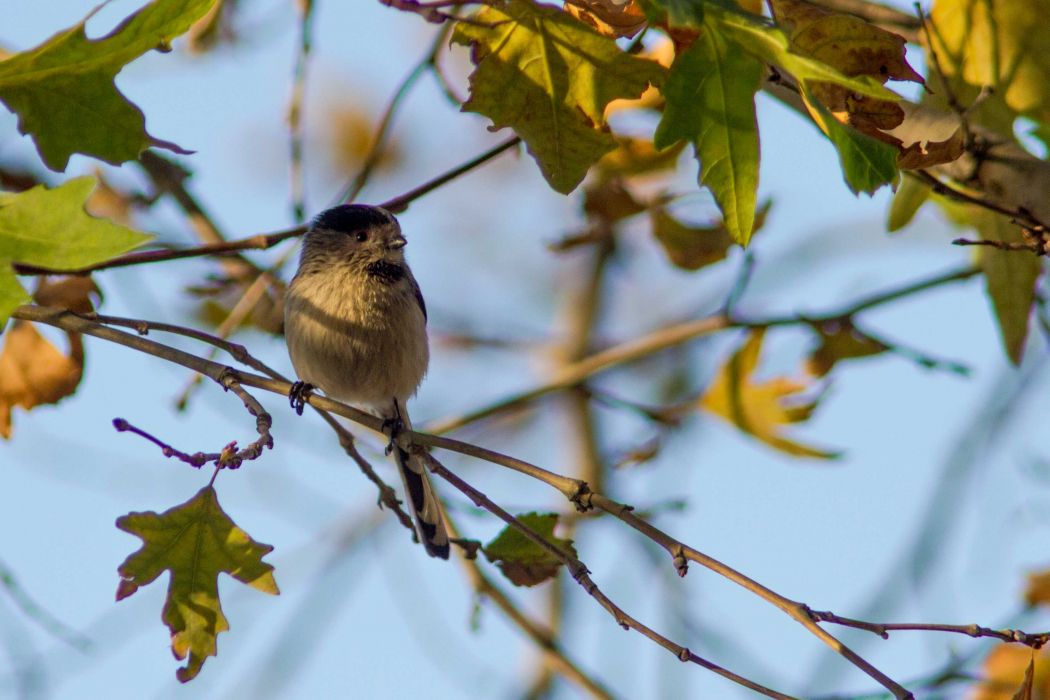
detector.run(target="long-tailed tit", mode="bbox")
[284,204,450,559]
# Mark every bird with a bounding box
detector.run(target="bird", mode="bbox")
[283,204,450,559]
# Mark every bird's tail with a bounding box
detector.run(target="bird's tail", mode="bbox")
[393,410,450,559]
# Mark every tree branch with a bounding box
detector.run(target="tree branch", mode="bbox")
[428,265,979,434]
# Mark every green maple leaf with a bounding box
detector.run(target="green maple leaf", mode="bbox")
[483,512,577,587]
[800,86,899,195]
[452,0,664,193]
[655,26,763,245]
[116,487,279,682]
[973,211,1041,365]
[0,177,152,328]
[0,0,217,171]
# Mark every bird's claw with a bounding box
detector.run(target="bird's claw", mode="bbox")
[289,381,314,416]
[382,399,405,455]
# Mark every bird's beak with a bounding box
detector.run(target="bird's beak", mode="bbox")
[388,236,407,250]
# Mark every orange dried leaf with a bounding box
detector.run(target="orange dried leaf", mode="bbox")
[1025,570,1050,607]
[701,329,840,459]
[970,645,1049,700]
[0,321,83,439]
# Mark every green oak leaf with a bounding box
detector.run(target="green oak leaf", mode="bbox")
[974,211,1041,365]
[801,86,899,194]
[0,177,151,328]
[483,512,577,587]
[116,487,279,683]
[655,26,763,245]
[0,0,217,171]
[452,0,664,193]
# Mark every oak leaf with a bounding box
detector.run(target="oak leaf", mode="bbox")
[0,0,216,171]
[0,177,151,327]
[116,487,279,682]
[452,0,664,193]
[701,329,840,459]
[483,512,577,587]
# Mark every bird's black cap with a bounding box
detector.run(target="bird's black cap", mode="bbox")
[312,204,394,233]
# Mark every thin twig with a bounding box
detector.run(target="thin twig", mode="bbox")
[381,136,521,214]
[0,558,91,651]
[288,0,316,222]
[112,363,273,470]
[421,450,799,700]
[442,513,616,700]
[336,19,456,205]
[428,266,979,434]
[810,610,1050,648]
[21,305,1035,699]
[77,309,417,531]
[16,138,523,276]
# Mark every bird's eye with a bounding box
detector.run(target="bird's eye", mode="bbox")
[355,230,369,243]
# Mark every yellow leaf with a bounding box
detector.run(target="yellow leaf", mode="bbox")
[701,329,840,459]
[929,0,1050,124]
[116,487,279,682]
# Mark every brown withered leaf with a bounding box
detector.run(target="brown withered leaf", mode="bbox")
[0,322,83,439]
[807,320,887,377]
[771,0,922,139]
[0,276,99,438]
[34,276,100,313]
[884,102,965,170]
[583,179,646,223]
[565,0,647,38]
[651,201,769,271]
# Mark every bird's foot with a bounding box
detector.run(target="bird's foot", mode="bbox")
[289,381,314,416]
